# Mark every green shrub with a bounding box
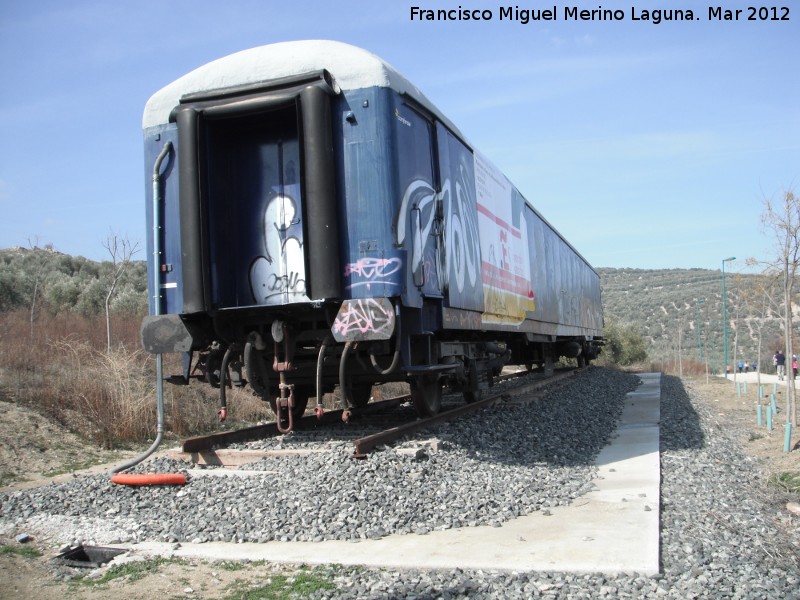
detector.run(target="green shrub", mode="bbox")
[601,317,648,366]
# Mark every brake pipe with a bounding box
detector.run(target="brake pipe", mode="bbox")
[218,345,237,421]
[315,339,330,418]
[370,319,401,375]
[339,341,355,411]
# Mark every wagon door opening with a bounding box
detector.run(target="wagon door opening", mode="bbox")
[205,106,307,308]
[171,73,341,316]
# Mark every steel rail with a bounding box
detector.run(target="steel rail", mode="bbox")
[495,369,534,383]
[180,394,409,452]
[351,368,583,457]
[180,368,582,455]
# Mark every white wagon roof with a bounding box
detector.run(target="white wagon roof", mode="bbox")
[142,40,462,137]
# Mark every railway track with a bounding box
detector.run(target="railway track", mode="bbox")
[179,367,583,459]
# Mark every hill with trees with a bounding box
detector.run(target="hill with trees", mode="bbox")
[0,247,785,374]
[599,267,782,374]
[0,245,147,319]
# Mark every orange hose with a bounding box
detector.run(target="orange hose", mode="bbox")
[110,473,187,486]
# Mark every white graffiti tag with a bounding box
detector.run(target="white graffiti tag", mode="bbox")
[250,193,309,305]
[449,163,480,293]
[395,179,437,285]
[396,169,480,295]
[344,257,403,290]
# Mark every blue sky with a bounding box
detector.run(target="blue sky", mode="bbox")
[1,1,798,272]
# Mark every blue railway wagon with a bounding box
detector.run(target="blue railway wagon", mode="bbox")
[140,41,603,426]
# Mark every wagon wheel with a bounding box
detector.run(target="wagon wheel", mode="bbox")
[411,375,442,417]
[243,342,270,399]
[347,383,373,408]
[269,385,310,420]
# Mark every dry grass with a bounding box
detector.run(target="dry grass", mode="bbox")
[0,309,409,449]
[0,311,273,448]
[648,359,711,377]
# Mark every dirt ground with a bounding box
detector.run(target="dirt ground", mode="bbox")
[0,396,328,599]
[1,373,798,599]
[684,374,800,477]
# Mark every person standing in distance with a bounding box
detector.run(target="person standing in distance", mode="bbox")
[775,350,786,381]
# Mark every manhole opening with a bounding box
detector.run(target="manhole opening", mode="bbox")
[50,545,127,568]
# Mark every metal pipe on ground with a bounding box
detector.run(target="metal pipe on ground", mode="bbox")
[111,141,172,476]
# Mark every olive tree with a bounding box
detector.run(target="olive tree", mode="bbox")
[602,317,648,366]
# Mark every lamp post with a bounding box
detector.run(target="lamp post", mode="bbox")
[722,257,736,378]
[696,298,705,362]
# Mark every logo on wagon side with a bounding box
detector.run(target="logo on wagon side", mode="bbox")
[395,108,412,127]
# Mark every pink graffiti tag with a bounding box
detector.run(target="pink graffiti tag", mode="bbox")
[332,298,396,341]
[344,257,402,290]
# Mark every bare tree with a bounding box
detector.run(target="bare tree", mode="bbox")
[745,273,782,393]
[103,233,140,352]
[760,190,799,429]
[27,236,48,340]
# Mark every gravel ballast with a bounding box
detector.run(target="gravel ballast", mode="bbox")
[2,368,799,598]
